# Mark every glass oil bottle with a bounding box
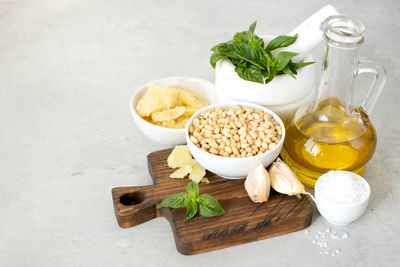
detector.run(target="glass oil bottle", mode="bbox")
[281,16,386,188]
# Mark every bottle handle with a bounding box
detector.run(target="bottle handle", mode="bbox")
[356,60,387,115]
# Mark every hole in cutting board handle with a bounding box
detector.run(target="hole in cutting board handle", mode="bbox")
[120,191,146,206]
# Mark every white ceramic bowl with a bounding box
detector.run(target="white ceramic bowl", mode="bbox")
[185,102,285,179]
[315,171,371,226]
[214,35,316,107]
[215,82,316,124]
[130,76,215,146]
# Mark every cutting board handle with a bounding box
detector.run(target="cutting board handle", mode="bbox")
[112,183,184,228]
[112,185,160,228]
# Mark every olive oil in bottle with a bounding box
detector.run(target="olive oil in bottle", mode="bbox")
[281,103,376,188]
[282,16,386,188]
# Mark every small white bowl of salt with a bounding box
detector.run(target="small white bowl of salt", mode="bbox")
[315,170,371,226]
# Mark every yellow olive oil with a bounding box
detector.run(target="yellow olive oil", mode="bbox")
[282,103,376,188]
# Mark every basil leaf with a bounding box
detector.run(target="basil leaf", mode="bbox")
[157,193,187,209]
[291,61,316,70]
[210,23,313,84]
[275,51,298,71]
[247,31,257,47]
[266,33,298,51]
[211,43,232,54]
[287,62,298,75]
[264,49,272,59]
[210,53,225,68]
[231,58,246,66]
[233,31,248,43]
[184,197,198,221]
[247,22,264,48]
[198,194,225,218]
[265,68,276,84]
[282,65,296,79]
[235,64,264,84]
[262,49,273,66]
[248,21,257,33]
[253,38,264,48]
[186,181,199,198]
[228,43,269,70]
[233,23,264,48]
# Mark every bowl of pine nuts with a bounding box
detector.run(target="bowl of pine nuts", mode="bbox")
[185,102,285,179]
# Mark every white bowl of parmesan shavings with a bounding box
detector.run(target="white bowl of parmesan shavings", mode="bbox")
[315,170,371,226]
[130,76,215,145]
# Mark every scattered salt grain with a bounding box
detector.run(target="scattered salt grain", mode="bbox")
[330,233,339,240]
[308,227,349,257]
[305,230,310,234]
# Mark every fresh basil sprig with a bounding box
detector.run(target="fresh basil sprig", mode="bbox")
[210,21,315,84]
[157,181,225,222]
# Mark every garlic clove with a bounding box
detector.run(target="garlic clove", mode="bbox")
[269,158,307,196]
[244,163,271,203]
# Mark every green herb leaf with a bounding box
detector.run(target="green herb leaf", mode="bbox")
[266,34,298,51]
[247,22,264,48]
[157,193,187,209]
[232,22,258,44]
[282,65,296,79]
[291,61,316,70]
[211,43,232,54]
[210,53,225,68]
[233,31,248,43]
[184,197,198,221]
[231,58,246,66]
[265,68,276,84]
[186,181,199,198]
[248,21,257,33]
[275,51,298,71]
[229,43,269,70]
[253,38,264,48]
[157,181,225,222]
[198,194,225,218]
[235,64,264,84]
[210,23,312,86]
[287,62,298,75]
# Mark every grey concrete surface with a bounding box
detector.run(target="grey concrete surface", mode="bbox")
[0,0,399,266]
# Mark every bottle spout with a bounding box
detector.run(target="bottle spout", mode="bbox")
[320,15,365,47]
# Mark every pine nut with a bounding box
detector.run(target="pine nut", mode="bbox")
[210,148,219,155]
[190,136,199,144]
[189,106,281,158]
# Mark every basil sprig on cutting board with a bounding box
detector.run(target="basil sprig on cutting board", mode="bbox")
[157,181,225,222]
[210,21,315,84]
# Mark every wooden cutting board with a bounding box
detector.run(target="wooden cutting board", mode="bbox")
[112,148,314,255]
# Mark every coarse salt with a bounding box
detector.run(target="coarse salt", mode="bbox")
[317,170,369,204]
[307,227,350,257]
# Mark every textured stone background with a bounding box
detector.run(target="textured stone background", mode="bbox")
[0,0,399,266]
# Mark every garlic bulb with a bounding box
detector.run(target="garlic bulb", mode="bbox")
[269,158,315,201]
[244,163,271,203]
